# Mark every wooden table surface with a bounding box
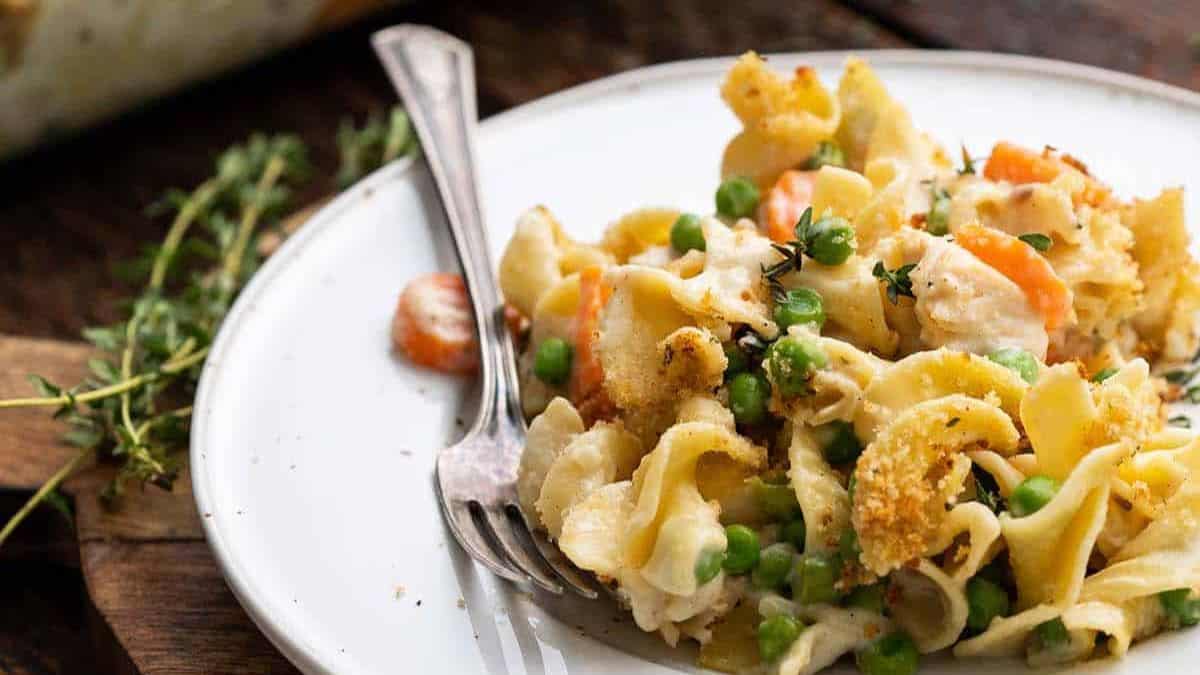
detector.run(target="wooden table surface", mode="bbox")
[1,1,1197,673]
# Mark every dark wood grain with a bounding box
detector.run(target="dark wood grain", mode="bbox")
[0,335,292,674]
[0,560,96,675]
[81,541,299,675]
[849,0,1200,90]
[0,336,94,487]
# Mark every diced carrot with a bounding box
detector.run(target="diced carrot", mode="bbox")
[983,141,1062,185]
[954,224,1073,332]
[391,272,479,374]
[569,266,614,416]
[982,141,1111,207]
[503,303,529,339]
[761,170,817,243]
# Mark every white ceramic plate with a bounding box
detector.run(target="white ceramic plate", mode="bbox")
[192,51,1200,675]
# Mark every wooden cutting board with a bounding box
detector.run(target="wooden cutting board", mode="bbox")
[0,335,298,674]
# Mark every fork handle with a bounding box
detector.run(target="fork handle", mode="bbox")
[373,25,523,432]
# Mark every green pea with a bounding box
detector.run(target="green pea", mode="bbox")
[533,338,572,385]
[792,552,839,605]
[768,336,828,397]
[781,518,807,551]
[803,141,846,170]
[1159,588,1200,628]
[819,420,863,465]
[839,528,861,564]
[1033,617,1069,650]
[695,548,724,585]
[966,576,1010,632]
[1009,475,1060,517]
[729,372,770,426]
[774,288,826,332]
[752,543,796,591]
[757,614,803,662]
[669,213,706,253]
[716,176,760,219]
[722,525,761,574]
[804,215,856,266]
[753,477,802,521]
[926,193,952,236]
[846,582,887,614]
[987,347,1039,384]
[856,632,919,675]
[1092,367,1119,383]
[723,343,749,378]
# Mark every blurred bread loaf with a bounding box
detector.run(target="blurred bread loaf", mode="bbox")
[0,0,396,158]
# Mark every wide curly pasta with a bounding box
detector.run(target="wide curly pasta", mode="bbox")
[554,406,766,641]
[501,54,1200,675]
[1125,188,1200,361]
[853,395,1020,575]
[855,348,1027,443]
[785,255,897,356]
[597,266,727,412]
[787,424,851,553]
[498,206,611,317]
[1004,441,1129,608]
[720,52,841,188]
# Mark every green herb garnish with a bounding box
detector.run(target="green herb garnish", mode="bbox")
[0,110,416,549]
[872,261,917,304]
[336,107,414,188]
[1018,233,1053,252]
[971,464,1005,515]
[959,144,976,175]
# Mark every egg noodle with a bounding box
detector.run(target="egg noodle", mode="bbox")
[503,54,1200,674]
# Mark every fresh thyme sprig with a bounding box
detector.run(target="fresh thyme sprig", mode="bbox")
[873,261,917,305]
[959,144,976,175]
[336,107,414,189]
[0,108,414,548]
[761,206,822,284]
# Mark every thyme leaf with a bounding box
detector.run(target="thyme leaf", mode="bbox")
[959,144,976,175]
[1018,233,1053,252]
[872,261,917,305]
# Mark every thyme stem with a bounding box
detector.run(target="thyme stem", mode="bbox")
[220,155,285,297]
[0,348,208,410]
[121,179,221,447]
[0,446,93,548]
[150,179,221,290]
[0,114,407,550]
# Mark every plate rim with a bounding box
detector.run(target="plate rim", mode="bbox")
[191,49,1200,674]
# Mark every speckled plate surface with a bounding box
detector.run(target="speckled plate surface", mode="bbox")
[192,51,1200,674]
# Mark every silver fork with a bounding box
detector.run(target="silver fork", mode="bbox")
[372,25,597,598]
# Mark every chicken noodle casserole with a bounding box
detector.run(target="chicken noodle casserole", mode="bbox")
[494,54,1200,675]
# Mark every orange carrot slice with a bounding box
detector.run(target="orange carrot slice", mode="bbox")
[391,272,479,374]
[955,224,1072,332]
[983,141,1111,207]
[762,170,817,243]
[503,303,529,339]
[569,266,612,403]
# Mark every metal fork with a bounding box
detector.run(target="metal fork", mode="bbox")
[372,25,597,598]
